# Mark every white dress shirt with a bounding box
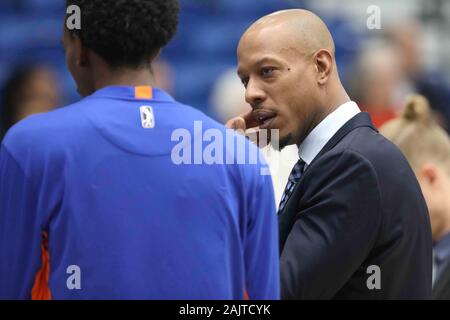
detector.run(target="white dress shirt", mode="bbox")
[298,101,361,166]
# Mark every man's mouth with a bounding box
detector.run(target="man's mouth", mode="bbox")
[253,109,277,129]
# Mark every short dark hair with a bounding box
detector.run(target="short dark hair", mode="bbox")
[65,0,180,68]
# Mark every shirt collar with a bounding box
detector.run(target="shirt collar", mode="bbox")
[434,232,450,264]
[89,85,175,102]
[298,101,361,165]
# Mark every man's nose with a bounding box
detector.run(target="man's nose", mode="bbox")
[245,79,266,107]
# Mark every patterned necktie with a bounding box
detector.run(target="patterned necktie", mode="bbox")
[278,159,306,213]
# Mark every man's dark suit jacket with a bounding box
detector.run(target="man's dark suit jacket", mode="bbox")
[433,262,450,299]
[279,112,432,299]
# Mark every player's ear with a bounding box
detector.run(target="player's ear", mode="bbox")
[73,35,90,68]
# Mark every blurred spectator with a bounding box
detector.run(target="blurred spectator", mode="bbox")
[380,95,450,299]
[1,64,61,139]
[349,40,405,128]
[387,20,450,132]
[211,68,298,206]
[210,68,250,123]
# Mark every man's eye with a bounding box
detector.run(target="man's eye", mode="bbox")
[241,78,249,88]
[261,68,274,76]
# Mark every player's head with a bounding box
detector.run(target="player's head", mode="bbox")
[237,9,343,149]
[63,0,180,97]
[381,95,450,242]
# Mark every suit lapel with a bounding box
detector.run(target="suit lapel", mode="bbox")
[278,112,377,251]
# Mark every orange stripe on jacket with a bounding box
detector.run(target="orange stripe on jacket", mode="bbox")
[135,86,153,99]
[31,232,51,300]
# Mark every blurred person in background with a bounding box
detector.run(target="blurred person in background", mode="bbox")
[211,68,298,205]
[348,41,405,128]
[381,95,450,300]
[0,64,60,140]
[211,69,250,123]
[387,20,450,132]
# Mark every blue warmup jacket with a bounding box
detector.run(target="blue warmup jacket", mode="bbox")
[0,86,279,300]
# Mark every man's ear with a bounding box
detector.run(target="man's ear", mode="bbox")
[314,49,333,86]
[73,35,90,67]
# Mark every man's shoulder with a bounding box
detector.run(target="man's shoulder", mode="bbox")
[329,125,408,172]
[2,100,88,157]
[170,100,231,130]
[304,125,414,191]
[307,124,423,209]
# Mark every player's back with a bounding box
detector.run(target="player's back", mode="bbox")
[0,86,279,299]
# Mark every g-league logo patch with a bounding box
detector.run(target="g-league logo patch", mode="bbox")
[140,106,155,129]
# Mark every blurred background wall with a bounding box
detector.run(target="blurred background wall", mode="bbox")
[0,0,449,130]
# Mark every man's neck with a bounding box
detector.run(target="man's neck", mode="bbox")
[296,88,351,148]
[326,86,351,116]
[93,66,156,91]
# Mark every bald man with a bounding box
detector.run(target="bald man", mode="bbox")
[228,9,432,299]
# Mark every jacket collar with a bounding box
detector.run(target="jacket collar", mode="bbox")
[308,112,377,168]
